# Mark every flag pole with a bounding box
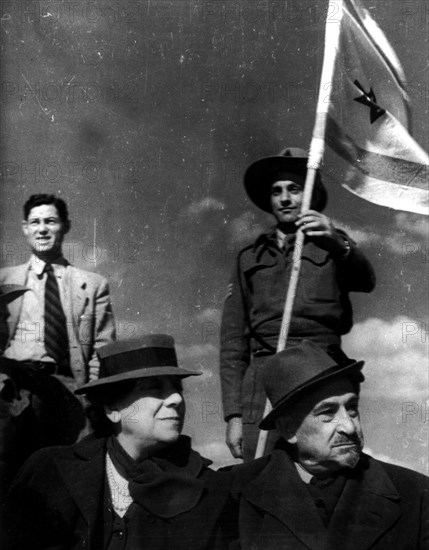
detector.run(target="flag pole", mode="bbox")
[254,0,344,459]
[254,169,317,459]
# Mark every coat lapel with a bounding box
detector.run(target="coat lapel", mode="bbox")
[243,451,327,550]
[53,435,106,543]
[327,456,402,550]
[66,266,89,325]
[4,264,30,341]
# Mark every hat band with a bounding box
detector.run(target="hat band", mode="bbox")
[99,346,178,379]
[272,363,357,409]
[267,170,306,185]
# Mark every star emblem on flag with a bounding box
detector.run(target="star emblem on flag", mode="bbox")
[353,79,386,123]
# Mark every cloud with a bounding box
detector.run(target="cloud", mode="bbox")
[363,447,411,470]
[339,225,382,247]
[177,342,217,359]
[335,220,403,254]
[176,342,218,380]
[394,211,429,239]
[343,316,428,401]
[193,439,241,469]
[186,197,225,216]
[337,213,428,256]
[227,211,266,245]
[328,218,385,250]
[195,307,222,325]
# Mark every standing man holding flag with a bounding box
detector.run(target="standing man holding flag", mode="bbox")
[221,0,429,462]
[220,147,375,461]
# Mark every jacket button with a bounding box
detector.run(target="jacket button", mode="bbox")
[114,530,124,539]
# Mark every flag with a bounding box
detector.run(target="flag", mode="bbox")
[309,0,428,216]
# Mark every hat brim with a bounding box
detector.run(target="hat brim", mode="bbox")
[75,366,200,395]
[259,359,364,430]
[244,156,327,213]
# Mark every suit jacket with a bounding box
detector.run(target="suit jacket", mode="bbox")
[231,449,429,550]
[2,434,237,550]
[0,262,116,385]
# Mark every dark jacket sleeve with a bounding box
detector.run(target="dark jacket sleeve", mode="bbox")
[1,450,75,550]
[380,460,429,550]
[334,230,376,293]
[220,258,251,421]
[205,469,240,550]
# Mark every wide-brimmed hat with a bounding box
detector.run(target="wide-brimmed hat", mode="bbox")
[259,340,364,430]
[244,147,327,213]
[75,334,200,395]
[0,284,28,303]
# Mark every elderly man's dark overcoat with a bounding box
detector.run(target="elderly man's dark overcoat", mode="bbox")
[231,449,429,550]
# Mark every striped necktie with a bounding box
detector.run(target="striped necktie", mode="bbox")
[44,263,71,376]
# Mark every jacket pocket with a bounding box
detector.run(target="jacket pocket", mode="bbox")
[241,357,268,424]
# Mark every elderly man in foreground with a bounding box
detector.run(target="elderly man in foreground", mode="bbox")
[232,341,429,550]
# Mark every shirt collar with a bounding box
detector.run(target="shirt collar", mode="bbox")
[29,254,68,277]
[276,228,289,249]
[252,226,278,251]
[253,226,298,252]
[294,461,314,484]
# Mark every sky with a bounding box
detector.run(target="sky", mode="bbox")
[0,0,428,472]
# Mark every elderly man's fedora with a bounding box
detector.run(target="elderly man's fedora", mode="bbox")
[244,147,328,213]
[259,340,364,430]
[75,334,200,394]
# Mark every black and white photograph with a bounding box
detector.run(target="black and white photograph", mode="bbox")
[0,0,428,548]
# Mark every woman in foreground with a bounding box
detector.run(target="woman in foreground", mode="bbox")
[3,335,237,550]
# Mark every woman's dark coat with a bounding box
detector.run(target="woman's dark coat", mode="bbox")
[2,434,237,550]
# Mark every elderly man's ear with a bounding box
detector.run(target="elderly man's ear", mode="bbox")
[276,416,297,445]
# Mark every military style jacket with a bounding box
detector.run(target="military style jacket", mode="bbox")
[220,228,375,419]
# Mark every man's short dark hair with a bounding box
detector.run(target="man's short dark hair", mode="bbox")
[23,194,69,223]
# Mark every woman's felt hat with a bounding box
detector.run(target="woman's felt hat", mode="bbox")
[75,334,200,394]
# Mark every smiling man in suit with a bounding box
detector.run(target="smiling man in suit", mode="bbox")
[0,194,116,452]
[232,341,429,550]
